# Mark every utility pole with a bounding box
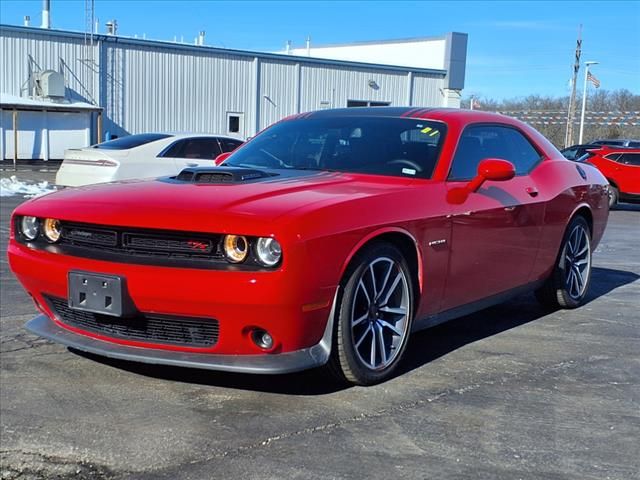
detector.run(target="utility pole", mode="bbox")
[564,25,581,147]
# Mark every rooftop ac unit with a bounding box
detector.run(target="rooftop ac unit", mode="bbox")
[35,70,66,99]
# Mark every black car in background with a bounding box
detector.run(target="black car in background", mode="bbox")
[560,144,601,160]
[591,139,640,148]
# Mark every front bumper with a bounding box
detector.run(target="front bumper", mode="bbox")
[9,240,335,356]
[26,313,332,374]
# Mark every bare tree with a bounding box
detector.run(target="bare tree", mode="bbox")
[461,89,640,147]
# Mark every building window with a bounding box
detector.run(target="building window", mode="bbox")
[347,100,391,108]
[228,115,240,133]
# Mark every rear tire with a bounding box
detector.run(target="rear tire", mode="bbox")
[326,243,414,386]
[535,216,592,309]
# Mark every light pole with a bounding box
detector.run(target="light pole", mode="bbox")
[579,61,598,144]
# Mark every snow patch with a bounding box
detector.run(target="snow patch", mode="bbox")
[0,176,57,198]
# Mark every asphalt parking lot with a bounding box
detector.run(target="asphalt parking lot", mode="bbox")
[1,179,639,480]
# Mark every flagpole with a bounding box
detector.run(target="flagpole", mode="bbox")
[579,61,598,144]
[565,25,581,148]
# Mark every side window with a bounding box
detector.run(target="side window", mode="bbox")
[620,153,640,166]
[449,125,541,180]
[159,139,187,158]
[221,139,243,152]
[180,138,222,159]
[604,153,621,161]
[499,128,542,174]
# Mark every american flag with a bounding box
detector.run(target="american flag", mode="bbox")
[587,71,601,88]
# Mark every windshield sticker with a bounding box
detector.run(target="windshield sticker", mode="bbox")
[420,127,432,134]
[402,168,417,176]
[429,130,440,137]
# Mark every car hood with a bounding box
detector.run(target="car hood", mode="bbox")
[16,170,415,235]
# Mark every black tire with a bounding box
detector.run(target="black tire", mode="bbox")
[535,216,592,309]
[326,243,415,386]
[608,185,619,209]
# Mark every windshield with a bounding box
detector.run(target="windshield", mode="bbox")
[94,133,173,150]
[225,116,447,179]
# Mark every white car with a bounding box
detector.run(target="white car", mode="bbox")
[56,133,243,187]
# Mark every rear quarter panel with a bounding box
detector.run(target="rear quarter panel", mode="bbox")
[530,159,609,281]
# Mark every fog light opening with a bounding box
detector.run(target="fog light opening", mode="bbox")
[251,328,274,350]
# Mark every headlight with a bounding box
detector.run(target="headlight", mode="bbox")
[223,234,249,263]
[255,237,282,267]
[20,216,39,240]
[43,218,61,242]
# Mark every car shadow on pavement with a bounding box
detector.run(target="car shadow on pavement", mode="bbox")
[399,266,639,376]
[70,266,638,394]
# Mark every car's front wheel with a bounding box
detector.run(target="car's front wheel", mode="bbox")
[536,216,592,309]
[327,243,414,385]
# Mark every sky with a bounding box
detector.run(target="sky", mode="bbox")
[1,0,639,100]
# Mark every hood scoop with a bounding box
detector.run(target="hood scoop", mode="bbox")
[175,167,276,184]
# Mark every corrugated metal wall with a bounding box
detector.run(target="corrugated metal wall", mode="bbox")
[1,26,450,141]
[260,60,298,129]
[0,28,99,104]
[300,64,410,111]
[412,74,445,107]
[106,43,256,136]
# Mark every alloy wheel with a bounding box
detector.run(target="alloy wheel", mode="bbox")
[563,224,591,300]
[349,257,411,371]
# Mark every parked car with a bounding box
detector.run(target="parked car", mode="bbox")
[578,146,640,207]
[560,143,601,160]
[590,139,640,148]
[56,133,243,186]
[10,108,609,385]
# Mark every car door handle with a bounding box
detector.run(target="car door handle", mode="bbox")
[526,187,539,197]
[186,163,198,167]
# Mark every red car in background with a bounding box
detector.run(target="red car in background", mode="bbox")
[8,108,610,385]
[580,146,640,207]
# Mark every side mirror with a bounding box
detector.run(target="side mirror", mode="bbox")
[214,152,232,165]
[447,158,516,205]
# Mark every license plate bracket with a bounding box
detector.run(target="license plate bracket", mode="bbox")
[68,271,133,317]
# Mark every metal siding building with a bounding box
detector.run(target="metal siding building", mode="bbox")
[1,24,466,159]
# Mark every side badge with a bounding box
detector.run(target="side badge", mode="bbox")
[428,239,447,249]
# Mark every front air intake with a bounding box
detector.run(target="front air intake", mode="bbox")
[175,167,275,184]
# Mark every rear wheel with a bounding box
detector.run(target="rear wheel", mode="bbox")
[327,243,414,385]
[535,216,592,309]
[608,185,619,209]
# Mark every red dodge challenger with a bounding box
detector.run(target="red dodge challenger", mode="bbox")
[8,108,610,385]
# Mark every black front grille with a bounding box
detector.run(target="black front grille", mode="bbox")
[123,233,214,254]
[58,222,224,263]
[46,296,219,348]
[66,226,117,246]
